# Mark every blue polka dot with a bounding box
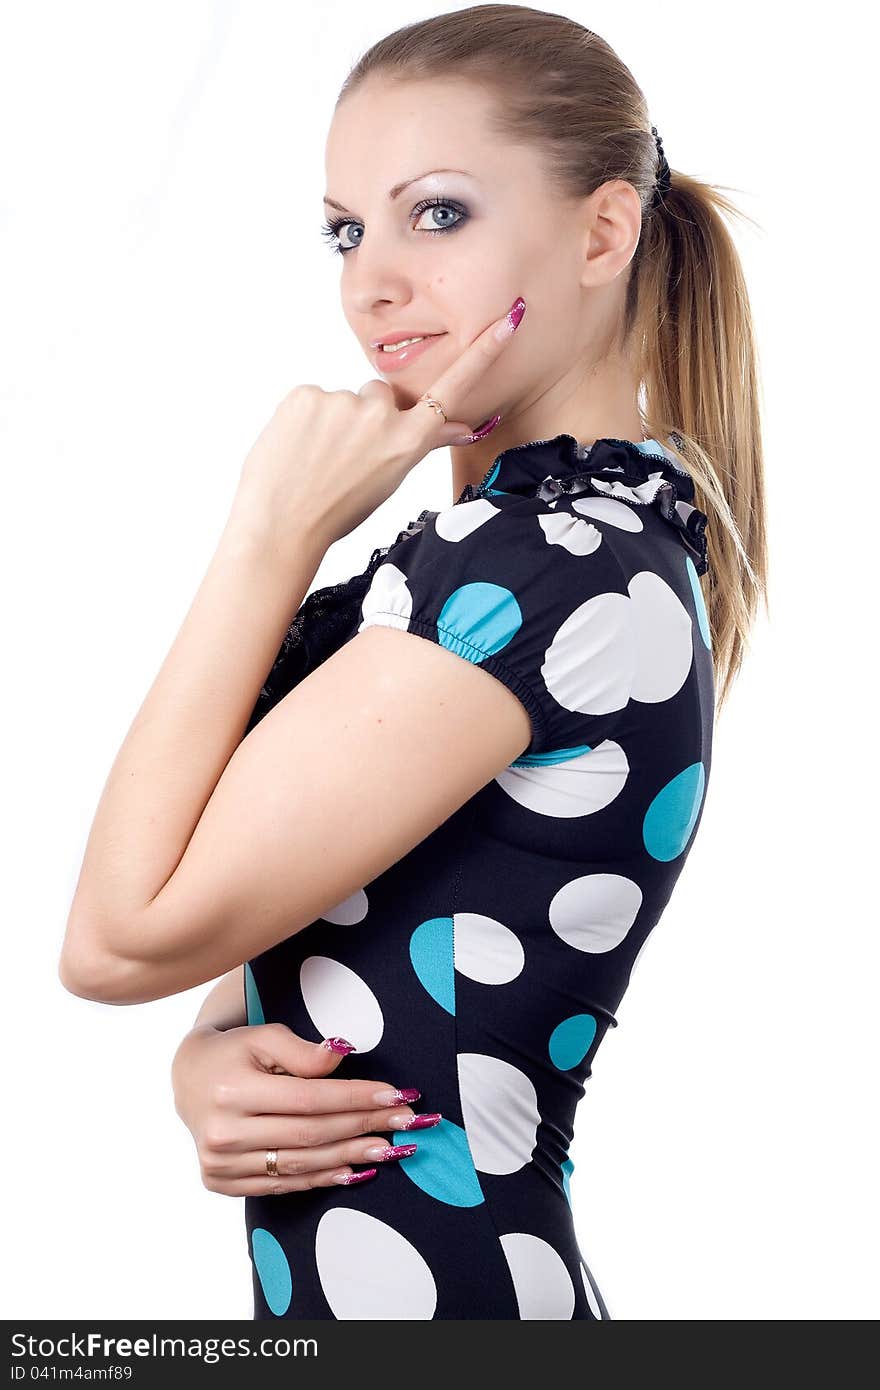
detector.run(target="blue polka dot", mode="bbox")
[437,582,522,662]
[512,743,593,769]
[686,556,711,650]
[244,962,264,1025]
[251,1228,292,1315]
[643,762,706,861]
[397,1117,485,1207]
[549,1014,597,1070]
[560,1156,575,1208]
[410,917,455,1015]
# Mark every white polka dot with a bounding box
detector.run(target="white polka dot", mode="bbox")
[499,1233,576,1319]
[322,888,369,925]
[435,497,500,540]
[457,1052,540,1174]
[627,570,694,703]
[537,511,603,555]
[572,496,644,532]
[300,956,384,1053]
[454,912,524,984]
[358,562,411,633]
[496,740,630,818]
[542,591,636,715]
[315,1209,437,1319]
[589,472,668,506]
[581,1262,603,1318]
[549,873,643,953]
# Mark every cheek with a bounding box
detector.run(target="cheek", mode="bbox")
[426,241,518,321]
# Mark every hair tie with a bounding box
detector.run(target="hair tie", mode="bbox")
[650,125,672,209]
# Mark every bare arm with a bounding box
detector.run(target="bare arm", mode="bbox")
[171,966,247,1118]
[191,966,248,1033]
[61,619,531,1003]
[58,488,528,1007]
[59,503,329,1000]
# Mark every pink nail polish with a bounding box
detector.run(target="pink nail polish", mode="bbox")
[507,297,526,331]
[322,1036,357,1055]
[333,1167,378,1185]
[375,1087,421,1105]
[470,413,502,441]
[368,1143,419,1161]
[402,1112,442,1131]
[451,413,502,447]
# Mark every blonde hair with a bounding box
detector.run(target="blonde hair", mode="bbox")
[338,4,769,712]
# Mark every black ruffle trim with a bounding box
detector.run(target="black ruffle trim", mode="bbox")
[583,438,711,578]
[470,433,710,578]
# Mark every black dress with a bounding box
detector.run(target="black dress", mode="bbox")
[242,433,713,1320]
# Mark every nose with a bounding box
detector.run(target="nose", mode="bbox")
[345,240,420,324]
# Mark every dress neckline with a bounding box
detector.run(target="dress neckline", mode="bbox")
[451,431,710,576]
[459,432,686,498]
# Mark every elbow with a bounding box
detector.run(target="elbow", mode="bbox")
[58,946,139,1005]
[58,915,152,1005]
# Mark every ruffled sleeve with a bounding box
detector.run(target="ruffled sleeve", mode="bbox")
[357,492,637,759]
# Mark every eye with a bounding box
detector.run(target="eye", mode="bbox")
[320,197,469,256]
[410,197,467,233]
[320,218,363,255]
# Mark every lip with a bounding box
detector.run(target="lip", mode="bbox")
[371,333,446,373]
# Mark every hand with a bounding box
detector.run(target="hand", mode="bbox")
[171,1021,441,1195]
[231,296,526,549]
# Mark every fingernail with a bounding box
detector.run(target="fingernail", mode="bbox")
[373,1087,421,1106]
[322,1036,357,1055]
[493,296,526,340]
[391,1111,442,1132]
[364,1143,419,1161]
[450,413,502,446]
[332,1167,377,1185]
[472,413,502,440]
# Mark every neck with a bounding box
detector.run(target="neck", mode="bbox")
[450,355,646,503]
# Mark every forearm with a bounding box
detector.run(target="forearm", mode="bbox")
[61,507,329,980]
[192,966,248,1032]
[170,968,247,1115]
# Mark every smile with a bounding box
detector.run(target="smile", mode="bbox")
[371,333,446,372]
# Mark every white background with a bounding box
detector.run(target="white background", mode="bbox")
[2,0,876,1320]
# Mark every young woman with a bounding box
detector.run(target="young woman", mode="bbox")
[61,6,767,1320]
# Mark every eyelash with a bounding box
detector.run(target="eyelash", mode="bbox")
[320,197,469,256]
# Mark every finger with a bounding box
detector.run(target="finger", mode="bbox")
[217,1135,419,1181]
[243,1070,423,1117]
[404,295,526,445]
[245,1024,358,1081]
[210,1103,436,1153]
[206,1164,379,1197]
[356,379,394,403]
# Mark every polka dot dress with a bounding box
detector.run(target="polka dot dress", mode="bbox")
[243,433,713,1319]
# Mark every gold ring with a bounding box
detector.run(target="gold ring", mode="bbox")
[265,1149,278,1178]
[419,393,448,425]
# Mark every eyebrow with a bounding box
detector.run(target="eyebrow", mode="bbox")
[323,168,472,215]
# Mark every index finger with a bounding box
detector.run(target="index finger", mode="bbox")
[247,1071,417,1117]
[425,296,526,424]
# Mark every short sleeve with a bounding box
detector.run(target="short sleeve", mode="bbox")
[356,494,636,758]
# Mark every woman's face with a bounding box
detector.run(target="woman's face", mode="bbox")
[323,77,632,433]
